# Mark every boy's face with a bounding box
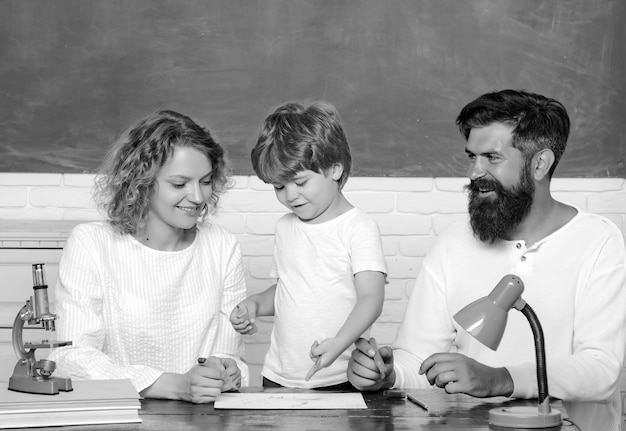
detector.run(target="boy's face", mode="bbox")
[271,165,345,224]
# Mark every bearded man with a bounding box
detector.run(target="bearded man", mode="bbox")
[347,90,626,431]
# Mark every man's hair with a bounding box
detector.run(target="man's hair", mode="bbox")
[94,110,231,235]
[456,89,570,178]
[251,100,352,188]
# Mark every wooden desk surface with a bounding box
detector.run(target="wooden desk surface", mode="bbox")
[27,388,575,431]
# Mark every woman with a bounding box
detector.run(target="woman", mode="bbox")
[49,110,248,403]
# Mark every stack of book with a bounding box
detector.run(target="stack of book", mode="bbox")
[0,379,141,429]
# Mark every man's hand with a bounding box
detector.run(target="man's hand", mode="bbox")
[419,353,513,397]
[347,337,395,391]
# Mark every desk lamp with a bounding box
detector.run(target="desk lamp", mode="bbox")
[453,274,562,429]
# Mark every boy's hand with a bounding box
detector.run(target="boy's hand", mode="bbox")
[305,337,344,381]
[229,301,258,335]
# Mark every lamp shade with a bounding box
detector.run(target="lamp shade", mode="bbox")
[453,274,525,350]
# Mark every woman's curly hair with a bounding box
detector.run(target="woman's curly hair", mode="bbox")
[93,110,231,235]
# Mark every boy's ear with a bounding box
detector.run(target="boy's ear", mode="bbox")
[330,163,344,181]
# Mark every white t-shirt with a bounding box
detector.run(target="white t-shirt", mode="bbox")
[392,208,626,431]
[48,221,249,391]
[262,208,387,388]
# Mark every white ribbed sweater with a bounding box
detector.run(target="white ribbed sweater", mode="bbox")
[48,221,249,391]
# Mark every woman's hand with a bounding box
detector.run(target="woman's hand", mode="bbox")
[140,358,232,404]
[218,357,242,392]
[182,359,228,403]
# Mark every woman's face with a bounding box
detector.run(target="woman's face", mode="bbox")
[147,146,213,233]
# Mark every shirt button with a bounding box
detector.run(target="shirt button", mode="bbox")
[516,243,522,249]
[521,256,526,262]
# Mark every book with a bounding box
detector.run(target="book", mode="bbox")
[0,379,141,429]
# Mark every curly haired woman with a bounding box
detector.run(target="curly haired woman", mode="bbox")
[49,110,248,403]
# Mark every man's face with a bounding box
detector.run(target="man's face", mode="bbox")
[463,123,535,243]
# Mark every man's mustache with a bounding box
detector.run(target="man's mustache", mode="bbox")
[466,178,502,193]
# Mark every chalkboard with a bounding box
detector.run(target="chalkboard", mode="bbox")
[1,0,624,177]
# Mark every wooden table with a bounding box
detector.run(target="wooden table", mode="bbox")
[29,388,575,431]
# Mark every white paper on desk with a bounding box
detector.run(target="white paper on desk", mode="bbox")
[214,392,367,410]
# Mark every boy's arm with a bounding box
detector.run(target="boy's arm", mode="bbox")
[306,271,385,379]
[248,283,277,317]
[334,271,385,348]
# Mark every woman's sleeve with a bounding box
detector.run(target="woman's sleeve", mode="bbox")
[48,227,162,391]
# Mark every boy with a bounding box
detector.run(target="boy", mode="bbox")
[231,101,387,389]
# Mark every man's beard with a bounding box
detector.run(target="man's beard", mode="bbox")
[464,164,535,244]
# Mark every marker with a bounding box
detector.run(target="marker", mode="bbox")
[369,338,386,379]
[305,340,321,381]
[197,356,226,377]
[305,355,321,382]
[383,388,406,399]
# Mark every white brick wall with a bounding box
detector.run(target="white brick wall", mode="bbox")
[0,173,625,387]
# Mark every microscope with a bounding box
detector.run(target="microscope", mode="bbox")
[8,263,73,394]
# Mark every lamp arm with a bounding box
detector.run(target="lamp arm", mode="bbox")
[519,303,549,405]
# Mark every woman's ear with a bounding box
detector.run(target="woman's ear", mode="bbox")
[533,149,555,181]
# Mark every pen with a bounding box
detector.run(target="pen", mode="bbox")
[369,338,386,379]
[406,393,428,411]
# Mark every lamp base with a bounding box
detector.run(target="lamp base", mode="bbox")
[489,406,562,429]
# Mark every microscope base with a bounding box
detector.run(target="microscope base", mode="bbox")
[8,363,73,395]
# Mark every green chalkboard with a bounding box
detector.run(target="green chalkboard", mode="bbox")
[1,0,624,177]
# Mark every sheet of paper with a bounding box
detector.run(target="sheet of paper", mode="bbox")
[214,392,367,410]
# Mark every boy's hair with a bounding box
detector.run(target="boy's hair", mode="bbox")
[94,110,231,235]
[456,89,570,178]
[251,101,352,188]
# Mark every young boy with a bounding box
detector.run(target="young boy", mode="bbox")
[230,101,387,389]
